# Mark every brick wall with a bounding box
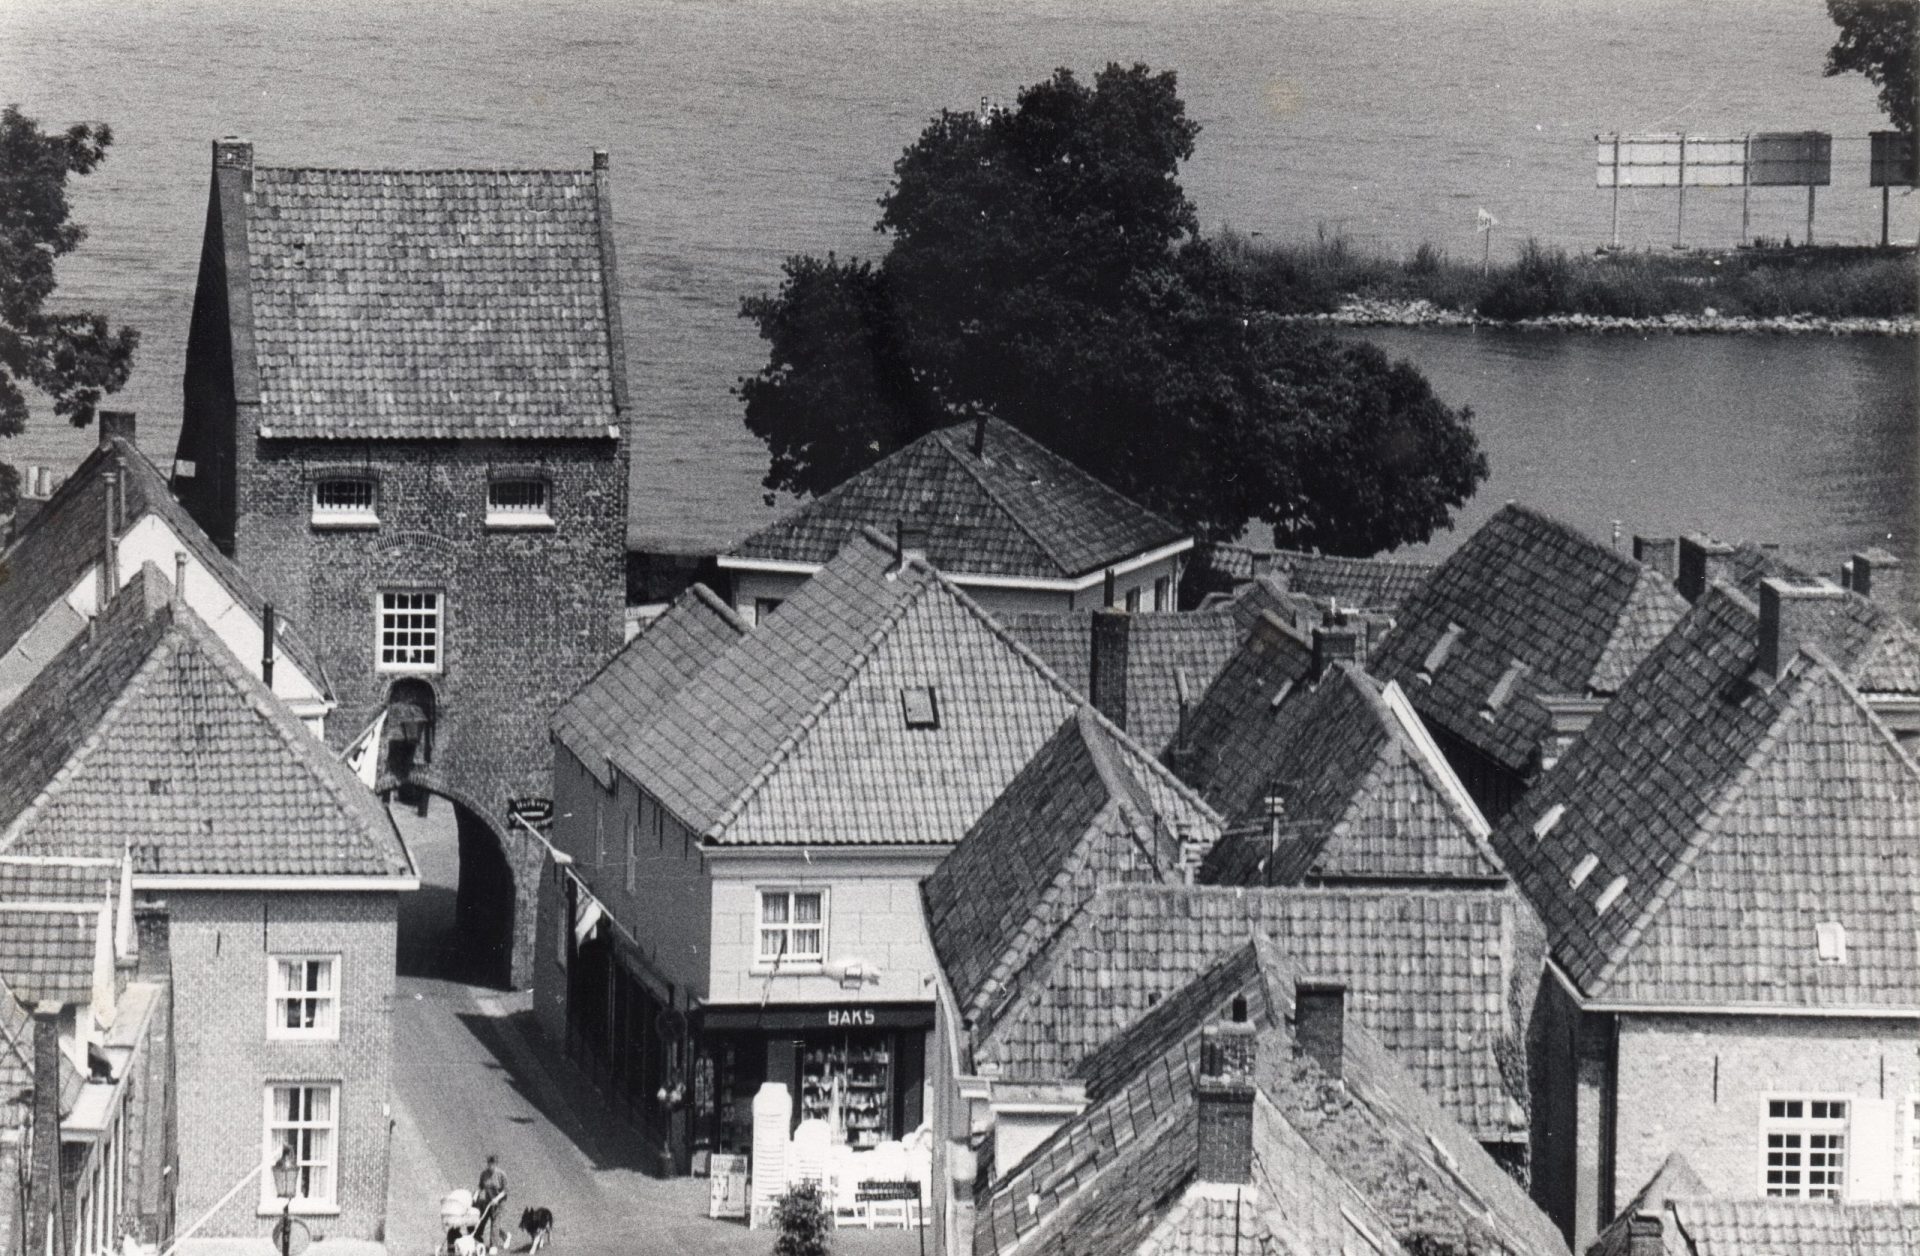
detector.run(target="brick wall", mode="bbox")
[166,890,399,1241]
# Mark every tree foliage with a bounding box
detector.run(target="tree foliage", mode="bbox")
[0,105,139,511]
[1825,0,1918,134]
[737,63,1485,554]
[770,1181,831,1256]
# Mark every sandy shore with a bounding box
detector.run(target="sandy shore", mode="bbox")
[1267,298,1917,336]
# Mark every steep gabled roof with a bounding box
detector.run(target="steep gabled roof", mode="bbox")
[1170,609,1317,819]
[972,885,1534,1144]
[550,584,747,788]
[0,567,413,880]
[228,151,625,439]
[1492,583,1920,1007]
[923,707,1220,1028]
[978,935,1567,1256]
[1369,504,1689,773]
[1210,544,1435,612]
[1590,1154,1713,1256]
[0,438,328,710]
[730,418,1186,581]
[1618,1197,1920,1256]
[1197,666,1497,886]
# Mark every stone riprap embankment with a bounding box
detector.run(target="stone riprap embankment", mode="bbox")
[1269,298,1917,336]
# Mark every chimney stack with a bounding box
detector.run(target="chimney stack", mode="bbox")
[1676,534,1735,603]
[1249,551,1278,581]
[1633,535,1679,581]
[1089,610,1130,730]
[1849,548,1907,612]
[25,1003,64,1256]
[1311,625,1359,682]
[1102,568,1117,608]
[101,469,121,605]
[1294,981,1346,1081]
[1195,1019,1257,1185]
[894,520,929,569]
[174,552,189,610]
[971,415,988,458]
[214,136,255,189]
[1758,578,1852,680]
[1626,1213,1666,1256]
[261,602,277,689]
[98,409,136,450]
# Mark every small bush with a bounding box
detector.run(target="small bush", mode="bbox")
[772,1181,831,1256]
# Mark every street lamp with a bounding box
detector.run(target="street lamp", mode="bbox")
[270,1145,299,1256]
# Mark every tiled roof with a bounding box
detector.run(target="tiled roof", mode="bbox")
[551,584,747,788]
[1589,1153,1712,1256]
[241,162,623,439]
[1369,504,1689,773]
[0,905,99,1006]
[1640,1199,1920,1256]
[1491,583,1920,1007]
[0,567,413,879]
[730,418,1186,581]
[923,707,1220,1027]
[0,438,329,710]
[972,884,1534,1143]
[1195,666,1498,886]
[979,935,1565,1256]
[0,857,120,907]
[1170,610,1316,820]
[1209,544,1434,612]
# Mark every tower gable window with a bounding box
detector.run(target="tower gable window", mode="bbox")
[311,476,378,528]
[486,476,553,529]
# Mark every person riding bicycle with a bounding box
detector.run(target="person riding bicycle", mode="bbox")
[475,1156,508,1252]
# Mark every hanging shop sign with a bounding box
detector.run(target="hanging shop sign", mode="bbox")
[507,796,553,826]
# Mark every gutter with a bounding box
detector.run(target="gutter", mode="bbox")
[719,537,1194,593]
[1547,957,1920,1019]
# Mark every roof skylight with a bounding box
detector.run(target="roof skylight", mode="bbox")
[1532,804,1566,841]
[1570,853,1599,888]
[901,685,940,730]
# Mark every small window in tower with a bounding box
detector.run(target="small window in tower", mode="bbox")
[901,686,940,730]
[312,477,378,528]
[486,477,552,529]
[377,590,442,674]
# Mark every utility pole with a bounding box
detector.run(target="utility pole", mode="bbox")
[1805,184,1816,247]
[1610,135,1621,250]
[1675,134,1687,248]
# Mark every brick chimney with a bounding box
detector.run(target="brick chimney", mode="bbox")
[1759,578,1852,680]
[1676,534,1735,603]
[1089,609,1130,729]
[1626,1213,1666,1256]
[1633,535,1679,581]
[98,409,136,450]
[894,520,929,570]
[101,469,121,606]
[971,414,988,458]
[1849,548,1906,612]
[25,1002,65,1256]
[1249,551,1277,581]
[213,135,254,189]
[1312,625,1359,682]
[1294,981,1346,1081]
[1195,1019,1257,1184]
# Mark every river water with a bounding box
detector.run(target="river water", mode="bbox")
[1,0,1913,567]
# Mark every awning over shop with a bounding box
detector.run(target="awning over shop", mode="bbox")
[698,1002,935,1034]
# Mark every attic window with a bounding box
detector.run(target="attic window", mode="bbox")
[1815,921,1847,965]
[901,686,940,730]
[1418,622,1464,683]
[312,478,377,528]
[1569,853,1599,888]
[1594,875,1628,915]
[1533,804,1566,842]
[486,477,553,529]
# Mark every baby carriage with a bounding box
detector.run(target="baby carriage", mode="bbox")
[438,1189,502,1256]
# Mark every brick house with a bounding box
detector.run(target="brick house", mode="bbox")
[1367,504,1689,821]
[171,138,631,987]
[0,855,171,1256]
[1492,578,1920,1249]
[0,568,417,1241]
[538,527,1201,1174]
[720,418,1190,622]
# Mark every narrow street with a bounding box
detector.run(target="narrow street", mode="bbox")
[384,801,921,1256]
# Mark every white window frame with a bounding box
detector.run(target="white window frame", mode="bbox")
[260,1082,340,1215]
[266,955,340,1041]
[376,590,443,675]
[755,888,826,968]
[311,478,378,529]
[1761,1095,1850,1199]
[485,477,553,529]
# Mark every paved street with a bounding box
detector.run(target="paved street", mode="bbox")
[385,801,921,1256]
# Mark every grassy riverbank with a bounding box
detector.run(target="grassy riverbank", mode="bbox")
[1219,229,1918,322]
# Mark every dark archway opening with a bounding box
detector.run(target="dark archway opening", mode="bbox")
[392,788,514,990]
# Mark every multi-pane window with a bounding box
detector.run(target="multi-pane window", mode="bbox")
[263,1083,338,1210]
[268,956,339,1039]
[311,478,377,526]
[1764,1098,1848,1198]
[758,890,825,964]
[486,478,551,527]
[377,591,441,673]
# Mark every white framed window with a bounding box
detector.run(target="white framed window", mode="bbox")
[757,889,825,965]
[261,1083,339,1213]
[1763,1097,1848,1199]
[377,590,442,673]
[485,478,552,528]
[267,956,339,1040]
[311,478,378,528]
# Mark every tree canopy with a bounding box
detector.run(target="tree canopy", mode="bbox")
[0,105,139,511]
[1825,0,1917,134]
[737,63,1486,555]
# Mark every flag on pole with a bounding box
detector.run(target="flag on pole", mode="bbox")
[1476,207,1499,232]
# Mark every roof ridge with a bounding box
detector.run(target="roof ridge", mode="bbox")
[935,423,1079,577]
[554,582,744,738]
[255,164,596,177]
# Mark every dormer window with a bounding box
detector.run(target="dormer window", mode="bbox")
[901,685,940,730]
[486,477,552,529]
[312,477,378,528]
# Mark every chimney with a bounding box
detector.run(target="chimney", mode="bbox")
[97,409,135,450]
[1102,568,1117,608]
[213,135,255,189]
[1676,534,1735,603]
[971,414,987,458]
[9,465,51,537]
[101,469,121,605]
[1626,1213,1666,1256]
[1759,578,1852,679]
[261,602,277,688]
[1249,550,1277,580]
[1195,1019,1257,1185]
[1312,625,1359,682]
[25,1002,64,1256]
[1294,981,1346,1081]
[1850,548,1907,611]
[174,551,189,609]
[1089,610,1130,729]
[1633,535,1679,581]
[894,520,929,569]
[592,148,609,171]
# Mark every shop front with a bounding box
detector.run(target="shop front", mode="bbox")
[694,1003,933,1159]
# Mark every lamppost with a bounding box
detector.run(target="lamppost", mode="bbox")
[270,1146,299,1256]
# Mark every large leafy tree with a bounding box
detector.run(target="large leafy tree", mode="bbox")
[738,63,1485,553]
[0,106,139,512]
[1825,0,1917,134]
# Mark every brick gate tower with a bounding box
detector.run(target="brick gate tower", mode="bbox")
[173,137,631,987]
